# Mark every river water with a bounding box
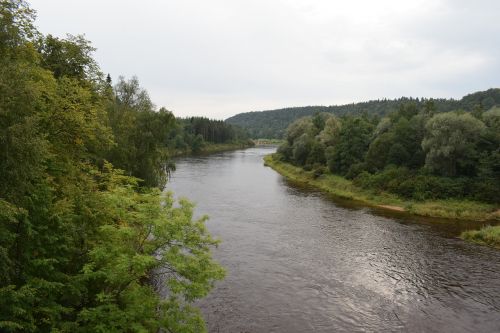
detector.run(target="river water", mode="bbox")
[165,147,500,333]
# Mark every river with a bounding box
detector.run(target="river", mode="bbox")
[165,147,500,333]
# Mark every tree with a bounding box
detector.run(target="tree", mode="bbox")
[292,133,313,166]
[311,112,333,134]
[107,77,174,188]
[390,116,425,168]
[114,76,154,112]
[482,106,500,133]
[0,0,38,57]
[317,116,341,147]
[387,143,410,166]
[0,2,225,331]
[74,167,225,333]
[365,132,394,171]
[422,112,485,176]
[285,117,314,145]
[39,34,102,84]
[473,107,500,202]
[326,117,374,175]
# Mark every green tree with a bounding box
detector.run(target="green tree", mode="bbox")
[422,112,485,176]
[39,34,102,84]
[365,132,394,171]
[107,77,174,188]
[317,116,341,147]
[326,117,374,176]
[0,2,225,331]
[75,167,225,333]
[285,117,314,144]
[387,143,411,166]
[292,133,313,166]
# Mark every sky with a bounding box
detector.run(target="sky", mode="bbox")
[30,0,500,119]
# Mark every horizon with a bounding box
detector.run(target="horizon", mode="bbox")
[30,0,499,119]
[226,87,499,118]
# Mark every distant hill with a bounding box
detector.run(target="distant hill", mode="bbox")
[226,88,500,138]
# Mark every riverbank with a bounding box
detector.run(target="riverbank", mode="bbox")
[172,141,255,157]
[462,226,500,249]
[263,154,499,222]
[253,138,285,145]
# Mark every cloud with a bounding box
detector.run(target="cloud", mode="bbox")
[30,0,499,118]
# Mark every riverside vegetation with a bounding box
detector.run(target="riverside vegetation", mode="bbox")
[1,2,499,333]
[226,89,500,139]
[0,1,258,331]
[265,103,500,248]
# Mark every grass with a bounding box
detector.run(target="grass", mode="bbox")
[198,142,254,154]
[408,200,499,221]
[263,154,499,222]
[172,141,254,157]
[253,138,285,145]
[461,226,500,249]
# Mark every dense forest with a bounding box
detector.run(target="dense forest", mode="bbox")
[167,117,251,155]
[0,1,240,331]
[272,103,500,205]
[226,89,500,138]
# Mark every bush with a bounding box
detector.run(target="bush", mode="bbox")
[462,226,500,248]
[353,167,475,201]
[470,178,500,203]
[353,171,373,189]
[313,165,326,179]
[345,162,367,179]
[277,142,293,161]
[303,164,313,171]
[357,166,411,193]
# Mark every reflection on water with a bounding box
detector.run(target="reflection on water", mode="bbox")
[165,147,500,333]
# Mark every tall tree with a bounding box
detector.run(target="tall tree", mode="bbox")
[422,112,485,176]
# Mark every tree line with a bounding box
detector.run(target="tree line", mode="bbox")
[107,76,251,187]
[167,116,252,154]
[276,102,500,203]
[226,90,500,139]
[0,1,228,331]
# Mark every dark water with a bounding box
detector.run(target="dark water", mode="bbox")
[165,147,500,333]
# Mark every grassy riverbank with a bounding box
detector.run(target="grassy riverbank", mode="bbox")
[253,138,285,145]
[172,141,255,157]
[264,154,499,222]
[461,226,500,249]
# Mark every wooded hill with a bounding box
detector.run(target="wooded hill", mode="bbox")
[226,89,500,138]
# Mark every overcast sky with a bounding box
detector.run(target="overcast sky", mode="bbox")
[30,0,499,119]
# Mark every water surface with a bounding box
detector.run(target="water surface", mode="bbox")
[166,147,500,333]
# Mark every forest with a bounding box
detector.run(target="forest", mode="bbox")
[269,102,499,225]
[226,89,500,139]
[167,116,252,155]
[0,1,249,331]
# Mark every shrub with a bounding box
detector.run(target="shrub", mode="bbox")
[462,226,500,248]
[313,165,326,179]
[345,162,367,179]
[353,167,475,201]
[303,164,313,171]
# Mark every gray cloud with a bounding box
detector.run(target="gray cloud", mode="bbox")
[30,0,499,118]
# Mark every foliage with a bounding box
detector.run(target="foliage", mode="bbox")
[227,89,500,139]
[422,112,485,177]
[276,100,500,204]
[326,116,374,177]
[0,1,225,331]
[166,117,252,155]
[461,226,500,249]
[106,76,175,188]
[264,154,498,221]
[76,168,225,333]
[39,34,102,84]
